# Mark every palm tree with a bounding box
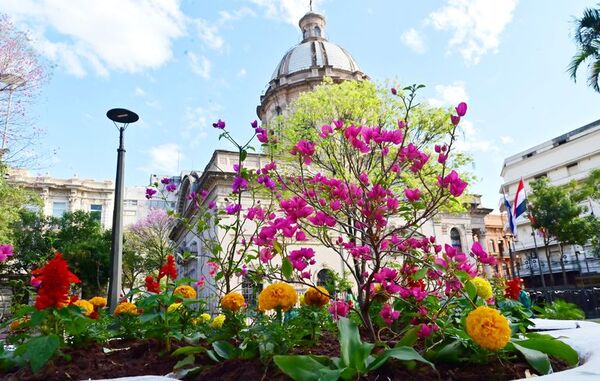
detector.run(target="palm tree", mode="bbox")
[569,6,600,92]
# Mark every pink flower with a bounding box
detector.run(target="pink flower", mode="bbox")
[166,183,177,192]
[207,262,219,277]
[451,115,461,126]
[250,120,258,128]
[212,119,225,129]
[455,102,467,117]
[195,276,206,287]
[328,300,350,320]
[256,127,269,143]
[145,188,157,199]
[288,248,316,271]
[225,203,241,215]
[0,244,14,262]
[259,247,274,263]
[380,303,400,326]
[231,175,249,193]
[240,265,248,276]
[208,200,217,209]
[319,124,333,138]
[391,87,397,95]
[290,140,316,165]
[404,188,421,202]
[471,241,497,266]
[161,177,171,185]
[30,275,42,288]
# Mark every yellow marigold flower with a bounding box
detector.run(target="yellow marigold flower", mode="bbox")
[9,316,30,332]
[114,302,140,316]
[174,285,197,300]
[470,277,493,300]
[167,302,183,313]
[192,312,212,325]
[88,296,107,309]
[299,294,305,306]
[303,286,330,308]
[466,306,511,350]
[221,292,246,311]
[211,314,226,328]
[73,299,94,316]
[258,282,298,312]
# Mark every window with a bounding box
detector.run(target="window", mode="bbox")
[313,26,321,37]
[488,239,496,253]
[52,202,67,218]
[124,199,138,206]
[566,162,578,176]
[124,210,136,217]
[242,279,262,308]
[90,204,102,222]
[450,228,462,252]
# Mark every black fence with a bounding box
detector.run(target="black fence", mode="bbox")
[529,287,600,319]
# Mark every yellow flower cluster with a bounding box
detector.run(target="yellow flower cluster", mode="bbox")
[211,314,226,328]
[9,316,30,332]
[114,302,140,316]
[174,285,197,300]
[88,296,107,309]
[73,299,94,316]
[192,312,212,325]
[465,306,511,350]
[470,277,493,300]
[303,286,330,308]
[221,292,246,311]
[167,302,183,313]
[258,282,298,312]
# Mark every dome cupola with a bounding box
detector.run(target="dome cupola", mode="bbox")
[257,11,368,124]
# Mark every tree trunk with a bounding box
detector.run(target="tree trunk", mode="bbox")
[558,243,568,286]
[544,241,555,287]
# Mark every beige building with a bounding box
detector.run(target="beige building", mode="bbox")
[170,11,497,309]
[500,119,600,286]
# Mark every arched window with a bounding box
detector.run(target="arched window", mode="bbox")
[317,269,335,295]
[275,106,282,115]
[313,26,321,37]
[450,228,462,252]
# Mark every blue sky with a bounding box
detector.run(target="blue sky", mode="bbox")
[2,0,599,211]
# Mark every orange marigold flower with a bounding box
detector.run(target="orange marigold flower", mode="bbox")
[174,285,197,300]
[9,316,30,332]
[32,253,80,311]
[466,306,511,350]
[221,292,245,311]
[73,299,94,316]
[258,283,297,312]
[158,255,177,280]
[114,302,140,316]
[303,286,330,308]
[88,296,107,309]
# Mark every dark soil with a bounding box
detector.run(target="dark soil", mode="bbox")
[0,339,182,381]
[0,333,572,381]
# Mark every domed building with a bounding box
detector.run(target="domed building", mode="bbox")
[257,12,368,124]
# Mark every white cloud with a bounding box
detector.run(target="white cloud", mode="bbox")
[249,0,323,26]
[427,0,518,64]
[237,68,247,77]
[4,0,186,76]
[182,104,221,147]
[187,52,211,79]
[401,28,425,53]
[219,7,256,24]
[143,143,183,173]
[134,87,146,97]
[454,120,495,153]
[195,18,224,50]
[499,135,513,144]
[427,81,468,107]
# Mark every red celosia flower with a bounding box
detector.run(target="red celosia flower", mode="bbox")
[158,255,177,280]
[145,275,161,293]
[505,278,522,300]
[32,253,80,311]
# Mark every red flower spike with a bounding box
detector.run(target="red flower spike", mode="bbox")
[32,253,80,311]
[158,255,177,280]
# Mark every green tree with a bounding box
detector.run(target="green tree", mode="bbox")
[569,5,600,92]
[8,209,53,273]
[268,78,473,213]
[0,166,41,245]
[49,211,111,298]
[529,177,598,286]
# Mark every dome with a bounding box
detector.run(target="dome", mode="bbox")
[271,40,362,80]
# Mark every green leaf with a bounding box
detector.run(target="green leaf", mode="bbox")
[206,349,220,363]
[431,340,464,363]
[22,334,60,373]
[273,240,283,254]
[139,312,161,323]
[240,150,247,162]
[282,258,293,279]
[515,334,578,366]
[172,346,206,357]
[368,346,434,371]
[397,327,419,347]
[338,317,374,373]
[212,341,236,360]
[510,342,551,375]
[273,355,338,381]
[413,268,427,280]
[174,354,195,370]
[465,281,477,301]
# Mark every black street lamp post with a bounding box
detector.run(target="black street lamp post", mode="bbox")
[106,108,138,312]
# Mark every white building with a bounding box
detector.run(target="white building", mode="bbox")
[500,119,600,286]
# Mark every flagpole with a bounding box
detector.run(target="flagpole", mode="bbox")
[502,187,517,279]
[523,180,546,289]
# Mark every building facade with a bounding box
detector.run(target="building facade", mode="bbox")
[500,119,600,287]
